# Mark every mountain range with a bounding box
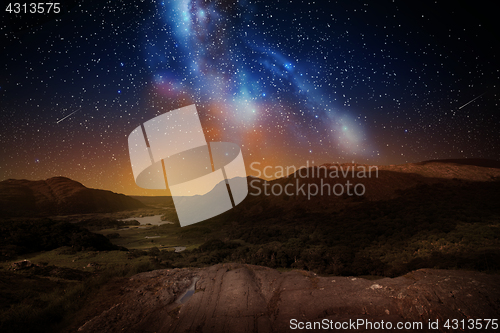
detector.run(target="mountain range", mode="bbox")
[0,177,145,217]
[2,159,499,218]
[234,159,500,218]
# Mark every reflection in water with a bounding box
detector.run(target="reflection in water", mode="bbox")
[119,215,172,226]
[179,290,194,304]
[177,276,200,304]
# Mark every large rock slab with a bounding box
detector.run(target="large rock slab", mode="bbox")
[74,264,500,332]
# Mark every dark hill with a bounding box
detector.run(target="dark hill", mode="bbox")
[0,177,145,217]
[0,218,123,260]
[237,160,500,217]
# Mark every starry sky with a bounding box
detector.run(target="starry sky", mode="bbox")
[1,0,499,195]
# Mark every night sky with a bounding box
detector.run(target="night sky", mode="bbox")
[1,0,499,195]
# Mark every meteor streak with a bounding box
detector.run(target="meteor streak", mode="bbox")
[56,108,81,123]
[458,91,488,110]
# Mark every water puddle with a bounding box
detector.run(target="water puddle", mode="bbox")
[179,290,195,303]
[177,276,200,304]
[173,246,186,252]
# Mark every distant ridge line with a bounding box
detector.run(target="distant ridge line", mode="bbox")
[416,158,500,169]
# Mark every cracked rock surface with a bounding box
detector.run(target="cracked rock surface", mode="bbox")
[72,264,500,332]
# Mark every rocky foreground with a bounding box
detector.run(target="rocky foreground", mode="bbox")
[73,264,499,332]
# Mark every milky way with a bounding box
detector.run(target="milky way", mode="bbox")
[147,0,370,158]
[0,0,498,194]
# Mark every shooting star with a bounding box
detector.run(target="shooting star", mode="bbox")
[56,107,81,124]
[458,91,488,110]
